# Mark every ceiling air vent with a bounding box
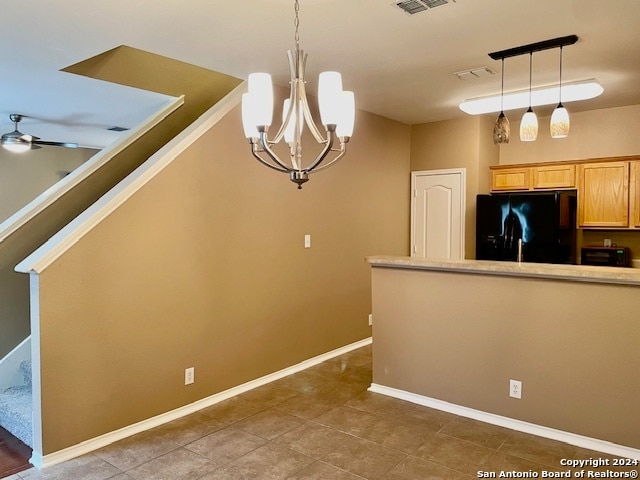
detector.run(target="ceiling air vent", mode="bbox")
[393,0,452,15]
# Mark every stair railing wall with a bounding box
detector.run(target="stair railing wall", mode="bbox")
[0,97,184,360]
[15,85,244,467]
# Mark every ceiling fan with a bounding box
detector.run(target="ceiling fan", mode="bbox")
[1,114,78,153]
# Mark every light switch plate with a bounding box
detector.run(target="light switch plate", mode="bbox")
[185,367,194,385]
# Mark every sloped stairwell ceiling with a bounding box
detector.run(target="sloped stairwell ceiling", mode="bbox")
[63,45,242,147]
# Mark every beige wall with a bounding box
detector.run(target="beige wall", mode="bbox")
[410,116,500,259]
[499,105,640,165]
[36,105,411,454]
[0,148,97,224]
[0,147,95,356]
[371,266,640,450]
[0,50,242,359]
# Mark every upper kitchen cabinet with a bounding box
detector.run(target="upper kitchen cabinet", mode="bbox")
[490,163,576,192]
[630,161,640,228]
[532,164,576,190]
[491,166,531,191]
[490,157,640,229]
[578,161,629,228]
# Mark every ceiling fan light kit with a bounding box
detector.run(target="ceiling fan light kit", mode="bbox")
[1,114,78,153]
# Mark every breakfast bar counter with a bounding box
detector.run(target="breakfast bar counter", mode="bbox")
[367,255,640,285]
[367,255,640,457]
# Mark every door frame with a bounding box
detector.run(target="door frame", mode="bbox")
[410,168,466,259]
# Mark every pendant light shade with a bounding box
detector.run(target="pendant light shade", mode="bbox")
[520,108,538,142]
[520,53,538,142]
[550,105,570,138]
[550,46,570,138]
[493,58,510,145]
[494,112,511,145]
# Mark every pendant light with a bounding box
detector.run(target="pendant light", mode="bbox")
[520,52,538,142]
[492,58,510,145]
[550,46,570,138]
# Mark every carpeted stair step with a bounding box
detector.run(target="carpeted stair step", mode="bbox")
[0,359,32,448]
[0,384,32,448]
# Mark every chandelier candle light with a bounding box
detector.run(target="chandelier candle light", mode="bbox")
[241,0,355,189]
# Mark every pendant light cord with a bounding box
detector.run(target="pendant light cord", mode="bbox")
[500,58,505,112]
[558,46,563,105]
[528,52,533,109]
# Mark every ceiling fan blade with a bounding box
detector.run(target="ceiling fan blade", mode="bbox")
[4,116,79,151]
[32,140,78,149]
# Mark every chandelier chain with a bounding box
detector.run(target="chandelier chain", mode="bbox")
[294,0,300,51]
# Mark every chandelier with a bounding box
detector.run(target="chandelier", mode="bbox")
[241,0,355,189]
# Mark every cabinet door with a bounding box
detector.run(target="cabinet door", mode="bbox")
[630,161,640,228]
[533,164,575,190]
[491,167,531,192]
[578,162,629,228]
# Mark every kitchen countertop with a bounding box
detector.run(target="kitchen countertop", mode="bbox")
[367,256,640,286]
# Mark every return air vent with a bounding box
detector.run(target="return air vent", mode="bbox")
[393,0,452,15]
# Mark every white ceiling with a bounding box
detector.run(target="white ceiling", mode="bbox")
[1,0,639,149]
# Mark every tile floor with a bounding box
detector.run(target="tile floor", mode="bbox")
[4,344,636,480]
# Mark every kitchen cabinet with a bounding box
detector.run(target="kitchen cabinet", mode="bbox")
[490,167,531,191]
[578,161,629,228]
[490,157,640,229]
[532,164,575,190]
[630,161,640,228]
[491,164,576,192]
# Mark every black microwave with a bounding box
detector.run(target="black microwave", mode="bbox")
[581,246,630,267]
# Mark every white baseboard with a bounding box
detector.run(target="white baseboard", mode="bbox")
[33,337,372,469]
[369,383,640,460]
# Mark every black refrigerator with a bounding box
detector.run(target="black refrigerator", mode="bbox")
[476,192,577,264]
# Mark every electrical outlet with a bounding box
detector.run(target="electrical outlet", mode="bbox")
[185,367,195,385]
[368,314,373,326]
[509,379,522,399]
[304,234,311,249]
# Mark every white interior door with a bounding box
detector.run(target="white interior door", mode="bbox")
[411,169,465,259]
